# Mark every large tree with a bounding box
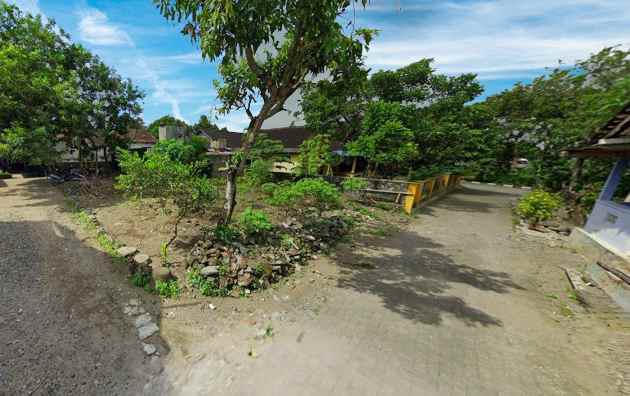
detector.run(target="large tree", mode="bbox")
[147,115,189,137]
[300,58,483,177]
[156,0,374,223]
[0,2,143,170]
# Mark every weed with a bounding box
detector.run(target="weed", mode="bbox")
[155,279,180,298]
[544,293,559,300]
[187,269,228,297]
[96,232,119,256]
[131,272,151,288]
[73,211,97,232]
[215,224,238,243]
[160,241,169,266]
[566,288,580,302]
[559,304,574,318]
[265,324,274,337]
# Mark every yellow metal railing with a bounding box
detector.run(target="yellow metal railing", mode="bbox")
[402,174,462,214]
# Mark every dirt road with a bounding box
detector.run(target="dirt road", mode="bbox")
[151,183,630,395]
[2,177,629,395]
[0,177,159,395]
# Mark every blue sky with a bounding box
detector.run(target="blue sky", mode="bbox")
[7,0,630,131]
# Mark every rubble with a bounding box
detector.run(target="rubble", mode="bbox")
[186,213,351,296]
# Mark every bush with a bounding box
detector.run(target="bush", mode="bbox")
[341,177,368,192]
[245,159,273,186]
[267,178,340,213]
[238,208,274,236]
[151,138,207,164]
[0,170,11,179]
[155,279,181,298]
[116,148,217,248]
[516,190,562,225]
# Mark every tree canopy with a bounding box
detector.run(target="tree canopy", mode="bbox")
[0,3,143,169]
[156,0,375,223]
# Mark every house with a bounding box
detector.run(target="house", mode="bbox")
[567,102,630,311]
[57,128,156,164]
[202,126,352,175]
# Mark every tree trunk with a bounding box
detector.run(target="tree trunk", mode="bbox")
[218,106,270,225]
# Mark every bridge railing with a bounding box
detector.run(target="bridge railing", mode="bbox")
[326,174,463,215]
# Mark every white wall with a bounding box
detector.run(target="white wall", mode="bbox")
[585,200,630,257]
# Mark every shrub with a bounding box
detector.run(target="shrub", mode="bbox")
[0,170,11,179]
[116,149,217,249]
[155,279,181,298]
[261,182,278,195]
[245,159,273,186]
[151,138,207,164]
[267,178,340,213]
[516,190,562,225]
[214,224,238,243]
[238,208,274,236]
[341,177,368,192]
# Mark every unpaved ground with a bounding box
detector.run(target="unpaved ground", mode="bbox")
[3,177,630,395]
[0,176,162,395]
[149,183,630,395]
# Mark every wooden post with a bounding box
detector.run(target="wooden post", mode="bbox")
[427,178,435,199]
[350,157,357,176]
[414,181,425,204]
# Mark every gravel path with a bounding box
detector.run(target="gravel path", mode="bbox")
[0,177,159,395]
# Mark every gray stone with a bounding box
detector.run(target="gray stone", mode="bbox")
[142,343,157,355]
[201,265,219,276]
[138,322,159,340]
[153,267,172,281]
[134,254,151,265]
[135,313,152,328]
[117,246,138,257]
[123,306,146,316]
[128,298,141,306]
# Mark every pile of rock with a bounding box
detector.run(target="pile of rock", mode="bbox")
[186,213,351,294]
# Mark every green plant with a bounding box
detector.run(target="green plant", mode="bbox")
[0,169,11,179]
[73,211,97,232]
[295,134,337,176]
[341,177,368,192]
[96,232,119,256]
[116,149,217,248]
[160,241,169,266]
[187,269,228,297]
[155,279,181,298]
[516,190,562,225]
[214,224,238,243]
[131,272,151,288]
[238,208,274,236]
[267,178,341,213]
[261,182,278,195]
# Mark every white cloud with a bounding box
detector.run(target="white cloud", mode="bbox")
[362,0,630,79]
[6,0,42,16]
[77,8,134,46]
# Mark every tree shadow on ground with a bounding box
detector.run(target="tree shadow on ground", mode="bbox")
[331,227,523,327]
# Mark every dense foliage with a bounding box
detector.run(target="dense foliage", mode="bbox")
[267,178,341,213]
[0,3,143,169]
[151,137,209,164]
[301,58,483,176]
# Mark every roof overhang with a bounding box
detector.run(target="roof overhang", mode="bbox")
[566,143,630,158]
